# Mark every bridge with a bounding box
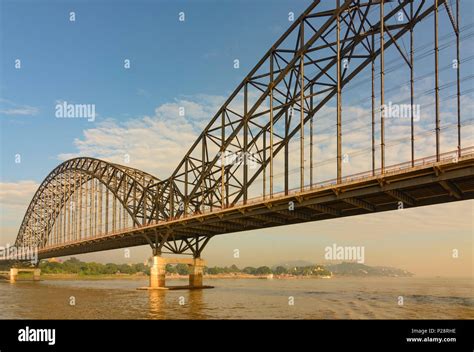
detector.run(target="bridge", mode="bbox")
[5,0,473,289]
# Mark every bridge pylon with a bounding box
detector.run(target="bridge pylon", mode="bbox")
[8,268,41,283]
[140,233,213,290]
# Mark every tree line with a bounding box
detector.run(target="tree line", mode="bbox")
[39,258,331,277]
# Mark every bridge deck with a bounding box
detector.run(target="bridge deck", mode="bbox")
[37,151,474,259]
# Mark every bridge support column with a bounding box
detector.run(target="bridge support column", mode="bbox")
[189,258,205,288]
[149,256,166,288]
[139,234,213,290]
[9,268,18,283]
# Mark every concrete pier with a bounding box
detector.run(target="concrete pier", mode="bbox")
[149,256,166,288]
[189,258,205,288]
[10,268,18,283]
[138,256,212,290]
[8,268,40,283]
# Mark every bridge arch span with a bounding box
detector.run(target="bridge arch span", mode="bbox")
[15,157,161,249]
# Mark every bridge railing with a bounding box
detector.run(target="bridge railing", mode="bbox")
[201,146,474,210]
[153,146,474,219]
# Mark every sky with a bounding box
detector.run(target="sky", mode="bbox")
[0,0,473,277]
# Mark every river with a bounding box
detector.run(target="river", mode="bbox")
[0,277,472,319]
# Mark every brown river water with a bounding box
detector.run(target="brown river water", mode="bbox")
[0,277,472,319]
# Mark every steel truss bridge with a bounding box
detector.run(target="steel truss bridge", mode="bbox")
[12,0,474,261]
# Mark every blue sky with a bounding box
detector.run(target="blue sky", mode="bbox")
[0,0,311,181]
[1,0,473,182]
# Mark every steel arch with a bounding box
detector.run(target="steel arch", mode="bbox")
[150,0,453,223]
[15,157,161,248]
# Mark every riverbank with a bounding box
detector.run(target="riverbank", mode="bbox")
[3,272,418,281]
[31,273,333,280]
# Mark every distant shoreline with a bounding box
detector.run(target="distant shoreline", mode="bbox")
[26,273,331,280]
[2,260,416,281]
[5,274,473,282]
[16,273,418,281]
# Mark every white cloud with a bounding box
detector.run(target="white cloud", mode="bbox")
[0,180,38,209]
[0,98,39,116]
[58,95,226,178]
[0,180,39,244]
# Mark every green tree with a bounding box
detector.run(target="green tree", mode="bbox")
[118,264,135,274]
[300,266,313,276]
[243,266,257,275]
[255,266,272,275]
[39,261,63,274]
[104,263,119,274]
[208,266,230,275]
[133,263,146,273]
[229,264,240,273]
[81,262,103,275]
[273,266,287,275]
[63,258,83,273]
[176,264,189,275]
[207,267,219,275]
[166,264,177,274]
